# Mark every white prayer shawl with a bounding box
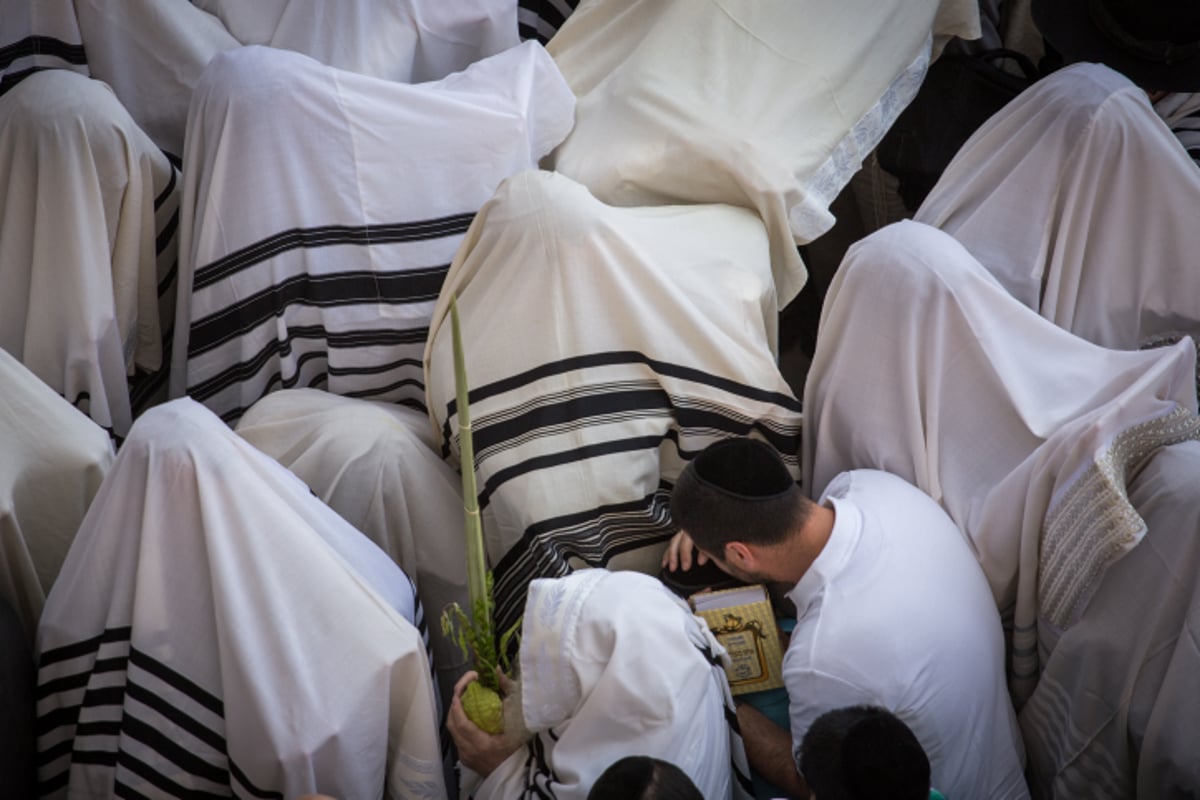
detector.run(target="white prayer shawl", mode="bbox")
[916,63,1200,362]
[0,68,180,437]
[0,0,88,88]
[803,221,1200,705]
[473,569,753,800]
[0,349,113,642]
[545,0,981,305]
[1018,440,1200,798]
[14,0,520,157]
[235,387,469,694]
[36,399,446,799]
[171,41,575,424]
[423,170,803,639]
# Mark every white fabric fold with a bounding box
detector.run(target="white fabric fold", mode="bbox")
[917,63,1200,361]
[0,69,179,436]
[235,387,469,697]
[0,349,113,642]
[546,0,981,304]
[803,221,1200,703]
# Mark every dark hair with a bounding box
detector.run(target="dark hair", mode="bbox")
[586,755,704,800]
[669,437,806,556]
[800,706,931,800]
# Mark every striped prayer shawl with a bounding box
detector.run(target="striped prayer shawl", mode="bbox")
[172,42,574,424]
[0,34,87,96]
[36,400,446,799]
[425,170,803,641]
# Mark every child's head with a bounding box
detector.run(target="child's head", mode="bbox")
[800,705,931,800]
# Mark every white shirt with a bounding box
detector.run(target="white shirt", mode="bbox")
[784,469,1028,800]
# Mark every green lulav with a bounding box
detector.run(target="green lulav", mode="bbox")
[439,294,507,724]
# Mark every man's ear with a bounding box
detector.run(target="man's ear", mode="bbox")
[725,541,755,568]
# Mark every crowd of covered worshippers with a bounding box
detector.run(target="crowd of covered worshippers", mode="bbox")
[2,0,1199,798]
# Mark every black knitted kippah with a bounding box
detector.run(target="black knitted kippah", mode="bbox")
[689,437,795,499]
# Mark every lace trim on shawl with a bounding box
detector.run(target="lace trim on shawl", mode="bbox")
[788,34,932,240]
[1038,405,1200,631]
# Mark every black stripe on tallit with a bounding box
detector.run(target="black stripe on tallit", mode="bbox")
[0,36,86,71]
[39,626,133,668]
[0,65,45,97]
[525,734,561,799]
[37,638,283,800]
[153,165,177,209]
[516,0,580,43]
[188,324,425,400]
[492,484,675,644]
[127,648,223,717]
[188,267,447,357]
[441,350,802,457]
[156,207,179,254]
[193,213,474,290]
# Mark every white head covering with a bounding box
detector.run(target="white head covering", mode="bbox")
[0,67,178,437]
[0,349,113,641]
[235,388,469,695]
[36,399,444,799]
[916,63,1200,362]
[803,221,1200,702]
[474,569,752,800]
[546,0,981,304]
[423,170,802,639]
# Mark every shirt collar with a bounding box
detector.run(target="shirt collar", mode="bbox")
[786,494,862,614]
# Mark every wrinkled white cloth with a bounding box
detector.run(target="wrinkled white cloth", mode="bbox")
[804,221,1200,697]
[172,41,575,424]
[236,387,469,696]
[1019,440,1200,798]
[546,0,980,304]
[36,399,445,799]
[917,63,1200,356]
[472,569,752,799]
[423,169,802,638]
[0,349,113,642]
[803,221,1200,797]
[7,0,520,156]
[0,69,179,436]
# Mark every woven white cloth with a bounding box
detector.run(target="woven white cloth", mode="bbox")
[236,387,469,696]
[0,349,113,642]
[545,0,981,304]
[423,169,803,638]
[917,63,1200,355]
[803,220,1200,797]
[472,569,752,800]
[0,69,179,436]
[171,41,575,424]
[14,0,520,156]
[36,399,445,799]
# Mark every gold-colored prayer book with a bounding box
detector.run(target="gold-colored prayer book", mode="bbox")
[689,584,785,696]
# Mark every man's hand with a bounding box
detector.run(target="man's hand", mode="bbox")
[661,529,709,572]
[447,670,522,778]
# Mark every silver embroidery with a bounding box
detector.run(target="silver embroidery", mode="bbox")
[1039,405,1200,630]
